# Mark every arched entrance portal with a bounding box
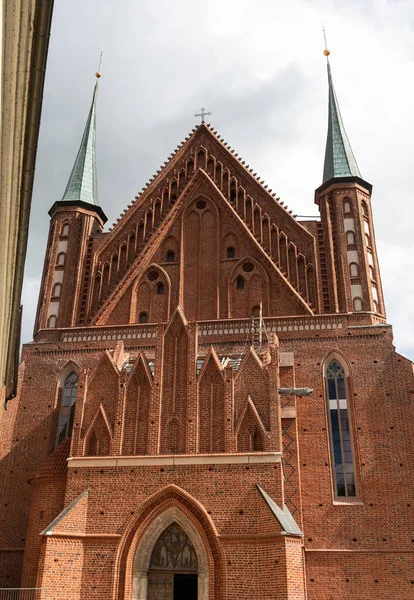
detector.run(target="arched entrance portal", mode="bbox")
[132,507,209,600]
[148,523,197,599]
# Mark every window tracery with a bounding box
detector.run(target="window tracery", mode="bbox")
[326,359,356,497]
[150,523,198,571]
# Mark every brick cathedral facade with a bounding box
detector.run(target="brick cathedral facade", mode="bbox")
[1,61,413,600]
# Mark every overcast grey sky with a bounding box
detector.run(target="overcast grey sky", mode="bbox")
[22,0,414,359]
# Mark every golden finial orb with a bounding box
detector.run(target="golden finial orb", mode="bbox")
[323,49,330,57]
[95,71,102,78]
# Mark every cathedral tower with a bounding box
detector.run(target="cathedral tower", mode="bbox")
[315,52,385,315]
[34,79,107,333]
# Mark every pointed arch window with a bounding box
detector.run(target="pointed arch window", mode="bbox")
[139,312,149,323]
[343,200,351,214]
[326,359,356,497]
[57,371,78,447]
[61,222,70,236]
[167,249,175,262]
[227,246,235,259]
[157,282,164,295]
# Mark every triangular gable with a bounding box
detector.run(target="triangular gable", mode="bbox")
[83,403,113,442]
[93,168,312,325]
[197,346,224,381]
[234,345,264,383]
[89,123,318,323]
[126,352,153,390]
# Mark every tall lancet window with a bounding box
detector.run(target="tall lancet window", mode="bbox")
[326,359,356,497]
[56,372,78,447]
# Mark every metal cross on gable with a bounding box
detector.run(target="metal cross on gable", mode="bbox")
[194,107,212,123]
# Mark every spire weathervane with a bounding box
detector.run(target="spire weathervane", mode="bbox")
[194,107,212,123]
[96,49,103,79]
[322,24,330,57]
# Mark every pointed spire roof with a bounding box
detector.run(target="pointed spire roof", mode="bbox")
[322,59,361,184]
[61,82,99,206]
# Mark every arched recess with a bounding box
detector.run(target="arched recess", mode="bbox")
[119,244,128,276]
[123,355,152,455]
[131,264,171,324]
[115,485,224,600]
[84,405,112,457]
[235,397,267,452]
[183,197,219,321]
[198,350,226,453]
[279,234,288,275]
[262,215,270,253]
[160,310,189,454]
[154,200,162,228]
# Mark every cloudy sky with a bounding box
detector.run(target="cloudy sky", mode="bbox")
[22,0,414,359]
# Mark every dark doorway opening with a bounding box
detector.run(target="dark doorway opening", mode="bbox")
[174,573,197,599]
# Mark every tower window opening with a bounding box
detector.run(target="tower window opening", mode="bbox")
[139,312,149,324]
[346,231,355,245]
[353,297,363,312]
[349,262,359,278]
[157,282,164,295]
[365,234,371,247]
[373,300,379,313]
[326,360,356,498]
[227,246,235,259]
[343,200,351,214]
[361,201,368,216]
[47,315,57,328]
[237,276,245,290]
[167,249,175,262]
[52,282,62,298]
[57,371,78,447]
[56,252,66,266]
[61,223,70,236]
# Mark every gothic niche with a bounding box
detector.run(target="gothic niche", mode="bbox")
[150,523,198,572]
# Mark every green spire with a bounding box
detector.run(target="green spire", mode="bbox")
[61,82,99,206]
[323,61,361,184]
